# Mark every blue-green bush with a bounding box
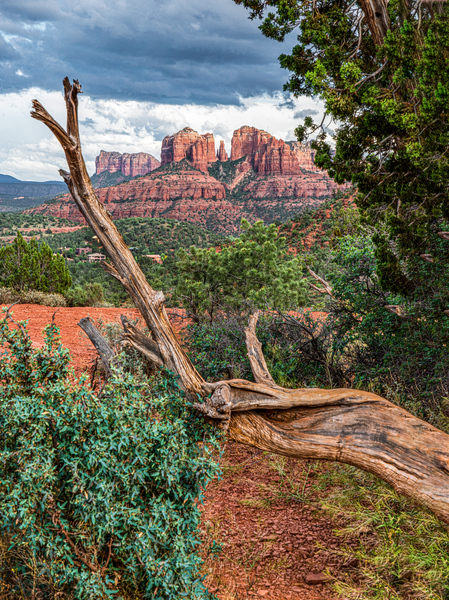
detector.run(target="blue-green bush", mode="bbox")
[0,314,220,599]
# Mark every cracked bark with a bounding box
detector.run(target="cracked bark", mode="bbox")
[32,78,449,526]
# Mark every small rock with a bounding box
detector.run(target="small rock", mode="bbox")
[258,591,269,597]
[305,572,331,585]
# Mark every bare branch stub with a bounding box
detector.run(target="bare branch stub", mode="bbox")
[78,317,115,375]
[307,267,334,297]
[63,77,82,141]
[120,316,164,367]
[244,311,281,389]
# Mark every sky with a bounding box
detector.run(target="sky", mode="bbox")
[0,0,323,181]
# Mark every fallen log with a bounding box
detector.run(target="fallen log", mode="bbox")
[32,78,449,526]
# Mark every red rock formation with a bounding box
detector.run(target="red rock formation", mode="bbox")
[230,126,317,176]
[217,140,228,162]
[95,151,160,177]
[30,125,350,234]
[289,141,317,171]
[161,127,217,172]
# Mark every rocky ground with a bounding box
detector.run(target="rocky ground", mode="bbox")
[1,304,356,600]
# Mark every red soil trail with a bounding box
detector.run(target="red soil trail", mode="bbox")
[0,304,188,374]
[0,304,350,599]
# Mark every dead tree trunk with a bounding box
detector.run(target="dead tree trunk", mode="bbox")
[32,79,449,526]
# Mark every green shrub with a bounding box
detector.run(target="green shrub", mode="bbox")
[65,282,108,307]
[0,231,71,294]
[0,314,220,599]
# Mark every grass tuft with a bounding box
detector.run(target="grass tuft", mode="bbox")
[315,463,449,599]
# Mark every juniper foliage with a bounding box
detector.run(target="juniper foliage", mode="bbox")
[0,231,71,294]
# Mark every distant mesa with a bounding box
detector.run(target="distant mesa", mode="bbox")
[0,173,21,183]
[95,151,160,178]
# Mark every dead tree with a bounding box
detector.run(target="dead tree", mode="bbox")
[31,79,449,526]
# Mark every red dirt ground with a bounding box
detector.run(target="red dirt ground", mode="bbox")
[1,304,354,600]
[0,304,187,375]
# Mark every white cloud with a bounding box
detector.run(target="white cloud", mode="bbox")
[0,88,324,181]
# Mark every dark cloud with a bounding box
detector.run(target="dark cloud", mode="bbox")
[293,108,319,119]
[0,0,292,104]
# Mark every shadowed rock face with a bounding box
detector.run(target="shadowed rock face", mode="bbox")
[161,128,217,172]
[95,151,160,177]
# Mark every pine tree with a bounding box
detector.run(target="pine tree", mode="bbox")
[0,232,72,294]
[176,219,308,322]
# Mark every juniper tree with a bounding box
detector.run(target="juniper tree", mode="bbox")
[0,231,71,294]
[233,0,449,295]
[176,219,308,323]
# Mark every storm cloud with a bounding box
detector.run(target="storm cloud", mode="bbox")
[0,0,291,104]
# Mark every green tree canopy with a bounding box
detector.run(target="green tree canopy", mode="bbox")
[234,0,449,294]
[0,231,72,294]
[176,219,308,321]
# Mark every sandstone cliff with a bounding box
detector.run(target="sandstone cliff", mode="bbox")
[161,127,217,172]
[230,126,314,176]
[95,151,160,177]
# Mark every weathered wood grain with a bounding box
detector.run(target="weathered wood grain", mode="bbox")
[32,78,449,526]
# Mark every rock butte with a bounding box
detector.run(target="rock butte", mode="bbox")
[27,125,349,234]
[161,127,216,173]
[95,151,160,178]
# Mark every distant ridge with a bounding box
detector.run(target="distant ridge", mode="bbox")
[0,174,21,183]
[0,176,67,212]
[0,174,66,185]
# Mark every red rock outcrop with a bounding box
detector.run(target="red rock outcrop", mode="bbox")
[95,151,160,177]
[161,128,217,172]
[230,126,317,176]
[29,125,350,235]
[289,141,317,171]
[217,140,228,162]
